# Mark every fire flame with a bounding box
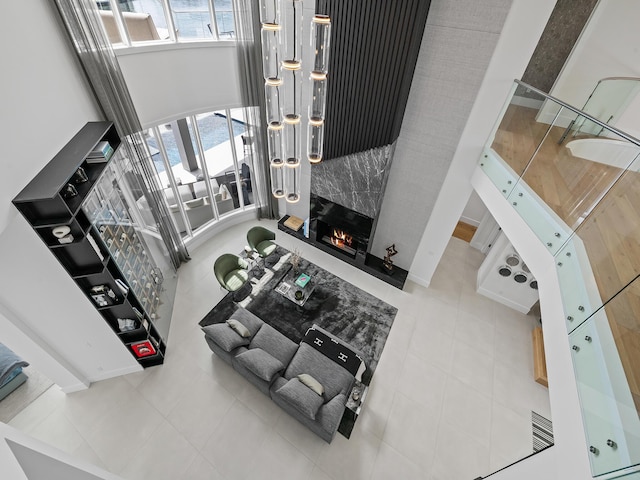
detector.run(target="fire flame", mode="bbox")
[330,228,353,248]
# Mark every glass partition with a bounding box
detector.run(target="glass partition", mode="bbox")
[480,80,640,478]
[570,282,640,477]
[81,150,177,341]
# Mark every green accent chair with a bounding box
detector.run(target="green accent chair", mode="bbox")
[214,254,250,300]
[247,226,277,269]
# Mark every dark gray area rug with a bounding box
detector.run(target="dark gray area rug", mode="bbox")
[199,245,398,385]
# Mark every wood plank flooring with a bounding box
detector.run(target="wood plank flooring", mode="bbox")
[491,105,640,409]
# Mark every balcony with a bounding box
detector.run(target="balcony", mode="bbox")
[478,80,640,477]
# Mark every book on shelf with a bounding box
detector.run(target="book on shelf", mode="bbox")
[130,340,156,358]
[87,141,114,163]
[284,215,304,231]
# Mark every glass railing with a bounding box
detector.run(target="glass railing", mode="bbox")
[480,80,640,477]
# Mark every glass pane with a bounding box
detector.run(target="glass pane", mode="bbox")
[81,149,177,341]
[490,84,558,177]
[214,0,235,38]
[192,110,249,212]
[570,291,640,476]
[99,0,170,44]
[573,163,640,309]
[169,0,212,40]
[519,111,639,232]
[144,128,190,237]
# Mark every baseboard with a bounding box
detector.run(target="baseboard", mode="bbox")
[460,216,481,227]
[477,285,530,314]
[87,364,143,384]
[407,273,430,289]
[60,381,90,394]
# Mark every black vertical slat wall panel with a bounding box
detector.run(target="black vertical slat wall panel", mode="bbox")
[316,0,431,160]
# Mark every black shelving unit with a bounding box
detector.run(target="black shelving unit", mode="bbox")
[12,122,165,368]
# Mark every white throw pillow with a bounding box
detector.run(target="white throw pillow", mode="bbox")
[297,373,325,396]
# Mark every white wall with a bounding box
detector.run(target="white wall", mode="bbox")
[0,422,122,480]
[371,0,513,270]
[116,43,243,128]
[547,0,640,134]
[0,0,140,390]
[460,190,488,227]
[408,0,557,288]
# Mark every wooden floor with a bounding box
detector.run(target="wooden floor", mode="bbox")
[492,105,640,409]
[452,221,477,243]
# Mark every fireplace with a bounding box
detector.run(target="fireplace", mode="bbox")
[309,194,373,267]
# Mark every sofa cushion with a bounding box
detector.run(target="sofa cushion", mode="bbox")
[298,373,325,396]
[226,318,251,338]
[185,197,204,208]
[250,324,298,366]
[276,377,325,420]
[201,323,250,352]
[285,343,355,400]
[228,308,264,338]
[235,348,284,382]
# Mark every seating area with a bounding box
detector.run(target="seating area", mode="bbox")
[201,307,365,443]
[136,179,234,233]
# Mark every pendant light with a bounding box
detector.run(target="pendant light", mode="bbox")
[260,1,331,202]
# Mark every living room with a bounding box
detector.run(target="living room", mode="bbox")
[2,1,639,480]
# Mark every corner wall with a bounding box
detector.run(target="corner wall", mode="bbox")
[370,0,513,270]
[0,0,140,390]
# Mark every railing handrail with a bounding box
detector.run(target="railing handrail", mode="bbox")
[514,79,640,147]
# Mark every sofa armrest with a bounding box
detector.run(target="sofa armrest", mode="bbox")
[316,393,348,437]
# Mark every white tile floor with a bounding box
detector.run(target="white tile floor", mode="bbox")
[8,218,551,480]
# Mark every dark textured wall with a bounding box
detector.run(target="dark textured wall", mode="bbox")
[315,0,431,160]
[521,0,598,93]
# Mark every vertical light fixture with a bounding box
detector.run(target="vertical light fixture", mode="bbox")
[308,14,330,164]
[260,1,331,202]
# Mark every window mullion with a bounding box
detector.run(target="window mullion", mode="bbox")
[152,126,193,237]
[110,1,132,47]
[208,0,220,40]
[225,109,245,209]
[190,116,220,220]
[161,0,178,42]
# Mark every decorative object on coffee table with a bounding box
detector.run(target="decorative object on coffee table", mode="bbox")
[289,248,302,275]
[382,244,397,275]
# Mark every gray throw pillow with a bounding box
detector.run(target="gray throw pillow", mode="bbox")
[235,348,284,382]
[277,378,325,420]
[297,373,325,396]
[201,323,250,352]
[226,318,251,338]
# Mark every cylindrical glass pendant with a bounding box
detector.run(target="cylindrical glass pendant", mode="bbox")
[284,162,300,203]
[259,0,280,25]
[309,71,327,122]
[265,78,283,126]
[282,0,303,63]
[282,61,302,123]
[307,118,324,164]
[261,24,281,81]
[283,116,301,163]
[311,15,331,74]
[267,122,283,162]
[270,159,285,198]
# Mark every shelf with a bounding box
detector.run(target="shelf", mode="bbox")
[12,122,163,369]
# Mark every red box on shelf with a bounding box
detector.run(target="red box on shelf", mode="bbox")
[130,340,156,358]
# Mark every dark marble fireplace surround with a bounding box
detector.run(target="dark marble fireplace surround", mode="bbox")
[278,146,408,288]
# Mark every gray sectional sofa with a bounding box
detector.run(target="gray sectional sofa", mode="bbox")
[201,308,365,443]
